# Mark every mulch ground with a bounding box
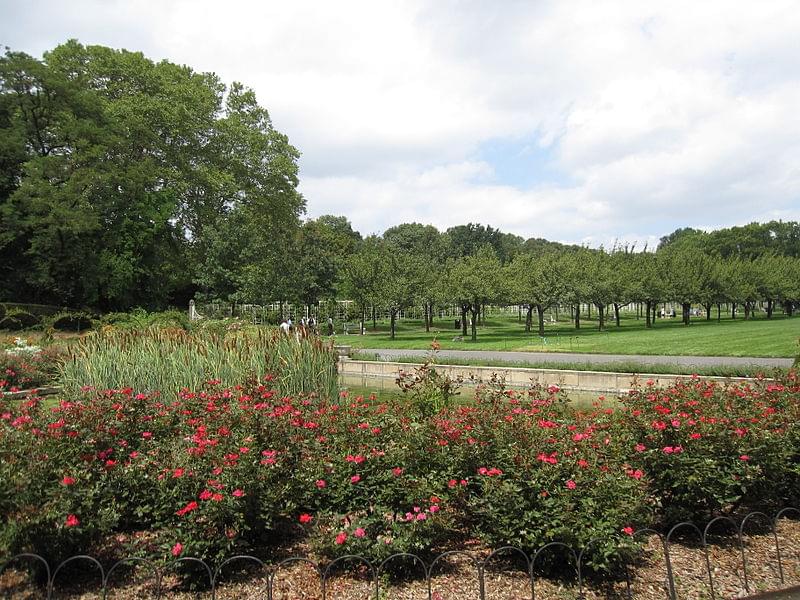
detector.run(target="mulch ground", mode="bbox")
[2,520,798,599]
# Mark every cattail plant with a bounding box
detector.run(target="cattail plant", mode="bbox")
[59,327,338,399]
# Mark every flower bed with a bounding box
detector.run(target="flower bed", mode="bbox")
[1,338,63,393]
[0,372,797,579]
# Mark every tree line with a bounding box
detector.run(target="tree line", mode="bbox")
[338,224,800,340]
[2,42,799,333]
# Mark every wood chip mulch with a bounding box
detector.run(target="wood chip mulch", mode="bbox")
[1,520,798,599]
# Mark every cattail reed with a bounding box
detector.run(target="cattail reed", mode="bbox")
[59,327,338,400]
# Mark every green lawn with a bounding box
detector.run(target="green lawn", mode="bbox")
[335,312,800,358]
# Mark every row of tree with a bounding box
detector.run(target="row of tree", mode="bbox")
[340,239,800,340]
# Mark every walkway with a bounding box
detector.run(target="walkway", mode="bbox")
[361,348,794,369]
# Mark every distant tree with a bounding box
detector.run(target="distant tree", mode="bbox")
[340,236,384,333]
[372,243,422,340]
[506,251,566,336]
[384,223,447,330]
[444,246,501,341]
[662,245,714,325]
[627,251,666,328]
[562,248,594,329]
[294,216,361,313]
[444,223,521,263]
[657,227,707,251]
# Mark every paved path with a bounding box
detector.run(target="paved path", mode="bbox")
[361,348,794,369]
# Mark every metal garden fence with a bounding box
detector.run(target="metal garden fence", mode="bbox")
[1,507,798,599]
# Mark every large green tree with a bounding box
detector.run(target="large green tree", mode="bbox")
[0,41,303,310]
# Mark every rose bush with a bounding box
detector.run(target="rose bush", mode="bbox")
[620,373,800,523]
[0,370,796,577]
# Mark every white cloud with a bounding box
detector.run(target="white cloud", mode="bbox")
[2,0,799,245]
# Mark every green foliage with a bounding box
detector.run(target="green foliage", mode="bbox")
[0,309,40,331]
[0,372,796,576]
[58,327,339,400]
[48,312,95,332]
[0,41,303,311]
[0,340,63,391]
[395,343,463,417]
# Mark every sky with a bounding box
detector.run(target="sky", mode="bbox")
[2,1,799,247]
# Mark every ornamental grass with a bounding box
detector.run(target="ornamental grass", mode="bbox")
[58,328,338,400]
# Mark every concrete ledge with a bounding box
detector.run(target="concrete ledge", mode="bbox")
[338,359,757,393]
[2,386,61,400]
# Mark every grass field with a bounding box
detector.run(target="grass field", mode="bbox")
[336,311,800,358]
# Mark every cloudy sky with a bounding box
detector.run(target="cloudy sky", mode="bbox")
[2,1,799,246]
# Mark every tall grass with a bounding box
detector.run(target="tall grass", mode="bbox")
[59,328,338,399]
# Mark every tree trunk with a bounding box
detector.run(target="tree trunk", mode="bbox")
[525,306,533,333]
[424,303,430,332]
[574,304,581,329]
[470,304,478,342]
[645,299,652,329]
[682,302,691,325]
[361,306,366,334]
[613,303,621,327]
[731,302,736,319]
[766,299,773,319]
[518,305,522,323]
[461,305,468,336]
[596,303,605,331]
[372,306,377,330]
[652,303,657,325]
[717,303,721,322]
[587,303,591,319]
[786,301,794,317]
[390,309,397,339]
[704,303,712,321]
[536,304,545,337]
[744,302,751,320]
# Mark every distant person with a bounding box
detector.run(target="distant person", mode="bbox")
[279,319,290,335]
[327,317,334,336]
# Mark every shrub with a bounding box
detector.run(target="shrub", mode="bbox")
[0,342,64,391]
[0,310,39,331]
[99,309,191,330]
[620,374,800,523]
[395,342,463,417]
[0,372,796,580]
